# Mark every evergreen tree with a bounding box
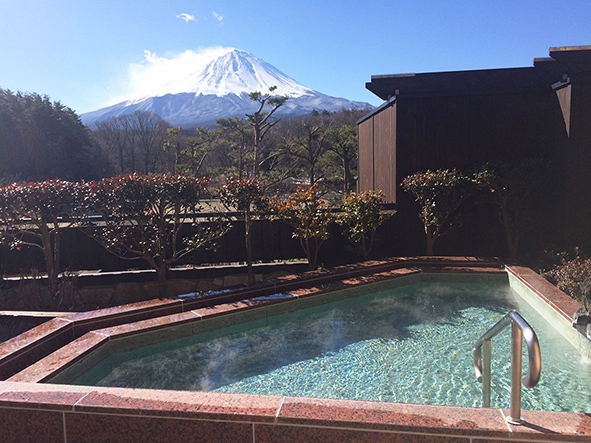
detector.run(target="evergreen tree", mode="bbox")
[0,89,106,182]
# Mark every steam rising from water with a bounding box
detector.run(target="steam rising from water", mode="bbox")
[79,282,591,412]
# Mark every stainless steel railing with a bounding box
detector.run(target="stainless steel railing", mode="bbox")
[473,311,542,425]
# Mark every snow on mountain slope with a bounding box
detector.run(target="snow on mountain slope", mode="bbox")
[81,48,371,127]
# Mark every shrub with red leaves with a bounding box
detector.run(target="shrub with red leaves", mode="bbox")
[89,173,229,297]
[0,179,89,304]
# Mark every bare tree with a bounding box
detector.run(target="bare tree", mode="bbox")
[93,116,132,174]
[127,111,171,174]
[92,111,171,174]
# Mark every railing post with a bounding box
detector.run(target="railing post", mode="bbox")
[473,311,541,425]
[482,339,491,407]
[507,323,524,424]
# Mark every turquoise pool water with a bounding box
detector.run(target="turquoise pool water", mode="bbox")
[74,281,591,412]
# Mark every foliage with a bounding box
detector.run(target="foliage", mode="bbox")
[219,177,266,213]
[219,178,267,284]
[268,185,333,270]
[337,190,392,260]
[401,169,475,255]
[0,179,89,304]
[88,173,229,297]
[473,159,546,258]
[542,249,591,311]
[0,89,105,182]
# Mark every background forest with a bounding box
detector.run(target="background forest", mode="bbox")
[0,88,364,197]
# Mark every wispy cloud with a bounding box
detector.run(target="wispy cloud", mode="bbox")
[212,11,224,23]
[176,13,195,23]
[121,47,234,101]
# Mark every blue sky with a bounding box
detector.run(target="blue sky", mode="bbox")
[1,0,590,114]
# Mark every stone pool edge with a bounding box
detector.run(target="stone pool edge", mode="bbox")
[1,257,590,442]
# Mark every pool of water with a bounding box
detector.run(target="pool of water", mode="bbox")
[74,281,591,412]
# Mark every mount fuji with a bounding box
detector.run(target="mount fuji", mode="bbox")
[81,49,372,127]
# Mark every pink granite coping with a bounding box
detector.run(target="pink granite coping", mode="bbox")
[0,382,590,442]
[0,257,590,442]
[505,264,582,322]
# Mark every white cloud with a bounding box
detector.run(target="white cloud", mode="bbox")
[121,47,234,101]
[176,13,195,23]
[212,11,224,22]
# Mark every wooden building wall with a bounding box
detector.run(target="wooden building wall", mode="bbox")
[357,115,374,195]
[357,77,574,256]
[358,48,591,256]
[555,84,572,136]
[394,88,562,181]
[357,87,563,203]
[357,100,397,203]
[373,102,397,202]
[560,77,591,247]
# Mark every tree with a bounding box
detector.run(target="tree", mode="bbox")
[163,126,212,176]
[282,113,330,186]
[246,86,288,176]
[272,108,363,194]
[0,179,89,305]
[474,159,546,258]
[92,116,133,174]
[89,174,229,297]
[130,111,171,174]
[268,185,333,270]
[214,117,253,178]
[324,124,358,193]
[219,178,266,285]
[92,111,171,175]
[401,169,475,255]
[0,89,104,181]
[338,190,392,261]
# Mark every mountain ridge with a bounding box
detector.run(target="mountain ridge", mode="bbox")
[81,48,371,127]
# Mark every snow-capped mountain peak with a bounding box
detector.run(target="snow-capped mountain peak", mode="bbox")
[82,48,371,127]
[129,48,314,102]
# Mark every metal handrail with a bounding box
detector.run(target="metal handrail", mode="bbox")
[473,311,542,425]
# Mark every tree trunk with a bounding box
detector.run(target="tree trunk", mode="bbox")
[156,264,168,298]
[253,115,261,177]
[40,225,60,304]
[343,157,351,193]
[360,235,369,261]
[425,225,436,256]
[245,210,254,285]
[500,205,519,258]
[302,237,321,271]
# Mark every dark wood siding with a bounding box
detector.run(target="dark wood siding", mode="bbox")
[561,79,591,246]
[357,101,397,203]
[555,84,571,136]
[373,103,396,202]
[357,117,374,194]
[359,49,591,255]
[395,90,559,181]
